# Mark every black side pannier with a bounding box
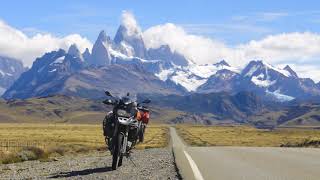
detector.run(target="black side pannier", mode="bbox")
[103,112,115,138]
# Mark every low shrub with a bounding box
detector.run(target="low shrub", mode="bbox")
[17,150,37,161]
[1,152,23,164]
[23,146,47,159]
[47,146,65,156]
[281,139,320,147]
[0,146,48,164]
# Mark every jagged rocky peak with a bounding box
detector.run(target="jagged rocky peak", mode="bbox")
[242,60,269,75]
[283,65,298,78]
[214,60,230,67]
[247,60,264,66]
[90,30,112,66]
[247,60,280,70]
[114,11,142,43]
[32,49,65,69]
[97,30,112,44]
[242,60,294,79]
[82,48,91,62]
[158,44,171,51]
[0,56,25,75]
[67,44,83,61]
[97,30,108,42]
[148,44,189,66]
[30,47,83,75]
[113,11,147,58]
[0,56,26,94]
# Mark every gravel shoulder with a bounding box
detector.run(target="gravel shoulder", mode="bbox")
[0,148,180,180]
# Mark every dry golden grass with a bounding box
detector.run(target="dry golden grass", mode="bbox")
[0,123,168,164]
[136,125,169,149]
[176,125,320,147]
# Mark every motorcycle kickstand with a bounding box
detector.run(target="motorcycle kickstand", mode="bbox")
[128,155,137,167]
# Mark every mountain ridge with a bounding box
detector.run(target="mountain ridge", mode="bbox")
[2,15,320,101]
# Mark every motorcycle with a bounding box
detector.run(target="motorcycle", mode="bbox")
[102,91,150,170]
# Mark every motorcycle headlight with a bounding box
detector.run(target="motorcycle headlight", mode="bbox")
[117,109,131,117]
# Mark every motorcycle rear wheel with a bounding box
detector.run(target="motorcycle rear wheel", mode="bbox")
[139,126,145,142]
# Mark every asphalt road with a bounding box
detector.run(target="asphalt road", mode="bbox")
[170,127,320,180]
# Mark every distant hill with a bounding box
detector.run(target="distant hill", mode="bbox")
[0,94,320,127]
[0,95,185,124]
[0,95,108,123]
[141,92,263,123]
[139,92,320,128]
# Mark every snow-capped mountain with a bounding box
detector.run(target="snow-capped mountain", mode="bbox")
[240,60,320,100]
[3,14,320,102]
[197,69,240,93]
[0,56,26,95]
[2,47,85,99]
[2,43,184,99]
[197,60,320,101]
[148,45,189,66]
[155,60,239,91]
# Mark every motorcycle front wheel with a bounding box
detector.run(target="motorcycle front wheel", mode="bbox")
[112,133,123,170]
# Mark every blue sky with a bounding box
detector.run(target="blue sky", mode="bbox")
[1,0,320,81]
[1,0,320,44]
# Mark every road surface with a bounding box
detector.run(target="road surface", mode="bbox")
[170,127,320,180]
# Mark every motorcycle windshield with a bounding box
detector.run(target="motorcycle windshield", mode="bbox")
[116,95,137,117]
[121,97,132,105]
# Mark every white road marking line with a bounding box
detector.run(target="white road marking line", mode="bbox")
[183,150,205,180]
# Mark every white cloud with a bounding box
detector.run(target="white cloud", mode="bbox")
[0,20,92,67]
[181,23,271,35]
[143,23,320,82]
[121,11,141,36]
[258,12,289,21]
[231,12,289,23]
[143,23,231,64]
[238,32,320,64]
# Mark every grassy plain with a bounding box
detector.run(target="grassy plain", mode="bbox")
[0,123,169,164]
[176,125,320,147]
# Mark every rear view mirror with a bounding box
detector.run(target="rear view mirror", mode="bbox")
[105,91,112,97]
[142,99,151,104]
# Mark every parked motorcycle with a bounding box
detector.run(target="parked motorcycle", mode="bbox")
[102,91,150,170]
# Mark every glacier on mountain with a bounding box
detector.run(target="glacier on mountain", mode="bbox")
[266,89,295,102]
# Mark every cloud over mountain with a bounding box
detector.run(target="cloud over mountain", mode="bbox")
[143,22,320,81]
[1,11,320,82]
[0,20,92,67]
[121,11,142,36]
